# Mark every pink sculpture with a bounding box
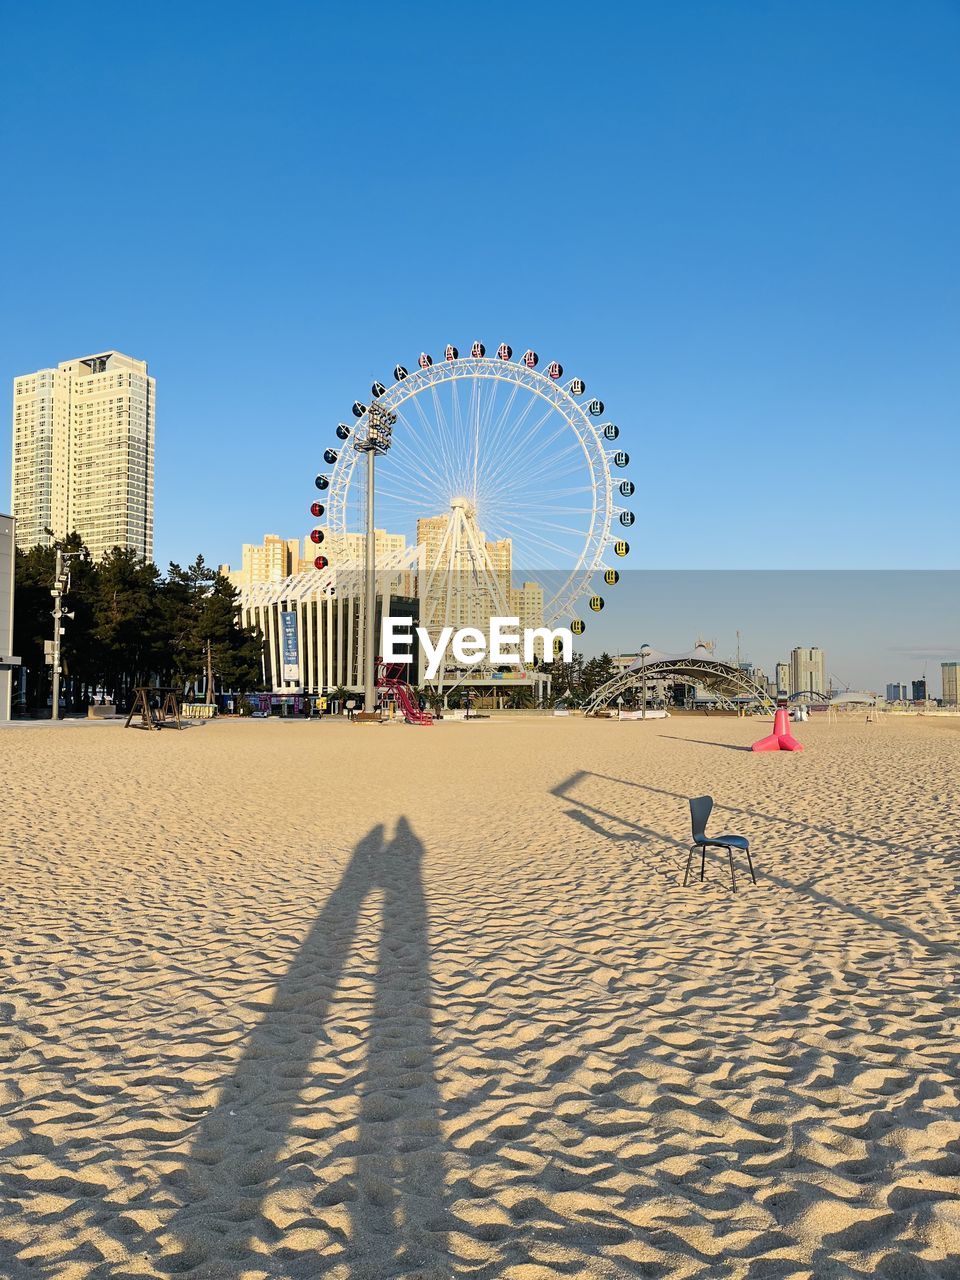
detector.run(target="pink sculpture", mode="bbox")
[752,701,803,752]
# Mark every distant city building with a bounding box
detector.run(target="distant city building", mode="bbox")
[790,646,826,697]
[510,580,546,659]
[911,678,927,702]
[739,662,766,691]
[308,529,407,569]
[12,351,155,560]
[886,682,907,702]
[416,515,510,592]
[0,513,16,721]
[416,512,518,646]
[942,662,959,707]
[775,662,790,694]
[235,510,548,693]
[221,535,303,592]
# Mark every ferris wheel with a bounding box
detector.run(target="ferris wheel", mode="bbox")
[310,342,633,634]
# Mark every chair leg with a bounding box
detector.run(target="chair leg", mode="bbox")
[745,844,757,884]
[700,844,706,882]
[727,846,737,892]
[684,845,696,886]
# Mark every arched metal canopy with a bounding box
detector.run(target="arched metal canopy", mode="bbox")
[584,644,775,715]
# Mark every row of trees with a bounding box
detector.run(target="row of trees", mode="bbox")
[13,535,262,712]
[548,652,618,702]
[13,536,623,714]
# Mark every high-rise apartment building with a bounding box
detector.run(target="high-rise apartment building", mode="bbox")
[942,662,959,707]
[775,662,790,695]
[12,352,155,560]
[886,683,907,702]
[0,513,16,721]
[911,679,927,702]
[790,646,826,697]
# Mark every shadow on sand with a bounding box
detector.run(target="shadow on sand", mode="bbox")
[553,771,957,954]
[162,816,448,1277]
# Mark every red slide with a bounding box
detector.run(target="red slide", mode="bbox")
[376,661,434,726]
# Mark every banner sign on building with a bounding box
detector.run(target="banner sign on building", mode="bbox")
[280,610,299,683]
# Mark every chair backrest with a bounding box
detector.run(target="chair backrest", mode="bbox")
[690,795,713,842]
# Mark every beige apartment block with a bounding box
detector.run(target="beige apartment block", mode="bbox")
[416,513,514,627]
[222,535,303,591]
[510,579,546,658]
[307,529,407,569]
[790,646,826,697]
[11,351,155,560]
[942,662,959,707]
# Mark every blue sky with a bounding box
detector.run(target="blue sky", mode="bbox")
[1,2,957,681]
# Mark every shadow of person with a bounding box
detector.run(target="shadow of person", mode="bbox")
[349,816,449,1275]
[161,818,448,1278]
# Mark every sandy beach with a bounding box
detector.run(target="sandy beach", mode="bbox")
[1,713,958,1279]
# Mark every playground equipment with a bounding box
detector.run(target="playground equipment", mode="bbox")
[125,687,183,731]
[751,697,802,752]
[376,661,433,726]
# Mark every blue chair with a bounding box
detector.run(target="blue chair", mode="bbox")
[684,795,756,892]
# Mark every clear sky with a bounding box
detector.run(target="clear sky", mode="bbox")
[1,3,957,682]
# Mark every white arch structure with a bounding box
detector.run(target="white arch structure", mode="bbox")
[584,645,776,715]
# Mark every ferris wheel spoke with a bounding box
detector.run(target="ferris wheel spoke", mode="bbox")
[487,393,556,462]
[509,527,585,560]
[498,509,593,542]
[488,448,588,493]
[381,449,453,507]
[470,376,481,501]
[494,490,597,506]
[479,378,521,460]
[383,434,450,489]
[494,420,585,481]
[483,503,596,528]
[398,395,459,495]
[481,406,576,491]
[428,383,457,478]
[481,384,553,470]
[495,463,591,508]
[396,399,455,483]
[377,486,446,510]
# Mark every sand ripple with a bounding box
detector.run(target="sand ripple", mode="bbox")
[1,715,958,1277]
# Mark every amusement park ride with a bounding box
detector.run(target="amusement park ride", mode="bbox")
[308,341,633,723]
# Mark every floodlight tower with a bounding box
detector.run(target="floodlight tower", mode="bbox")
[353,399,396,711]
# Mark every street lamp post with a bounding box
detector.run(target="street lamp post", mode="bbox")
[50,549,75,721]
[353,401,396,712]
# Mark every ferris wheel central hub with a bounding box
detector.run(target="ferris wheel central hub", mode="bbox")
[450,497,477,518]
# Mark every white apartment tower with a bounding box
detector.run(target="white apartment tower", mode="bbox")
[11,351,155,560]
